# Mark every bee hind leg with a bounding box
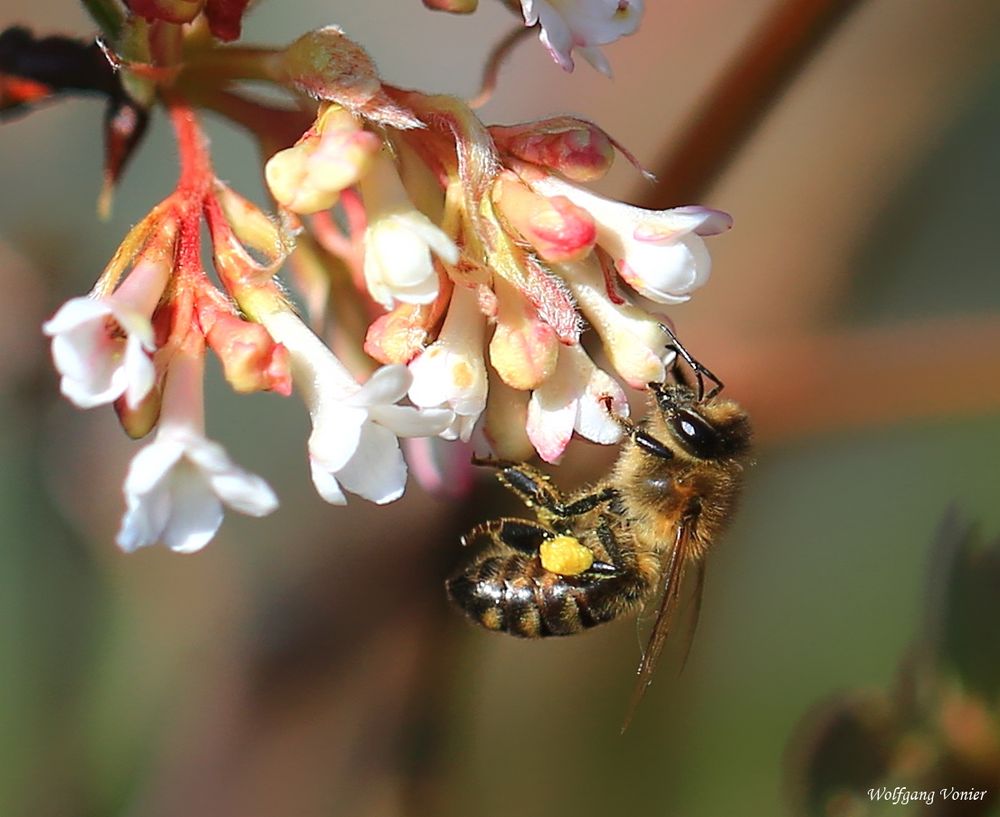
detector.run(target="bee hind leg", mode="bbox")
[460,517,551,552]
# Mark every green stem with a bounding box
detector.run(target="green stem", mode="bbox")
[180,46,284,84]
[80,0,125,39]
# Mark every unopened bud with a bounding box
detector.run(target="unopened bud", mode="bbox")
[488,281,558,391]
[266,105,381,214]
[114,383,162,439]
[364,303,438,364]
[493,175,596,263]
[206,315,292,395]
[125,0,203,25]
[483,374,534,462]
[422,0,477,10]
[491,118,615,182]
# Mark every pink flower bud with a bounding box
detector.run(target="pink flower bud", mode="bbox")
[364,303,441,365]
[492,175,596,262]
[491,118,615,181]
[205,315,292,395]
[203,0,251,41]
[422,0,478,10]
[124,0,203,25]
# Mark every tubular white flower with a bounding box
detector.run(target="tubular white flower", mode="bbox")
[116,340,278,554]
[559,258,675,388]
[520,0,644,76]
[360,151,458,309]
[258,306,453,505]
[407,285,488,442]
[526,343,629,463]
[42,256,171,409]
[528,175,732,304]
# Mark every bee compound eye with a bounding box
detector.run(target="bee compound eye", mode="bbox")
[669,410,723,459]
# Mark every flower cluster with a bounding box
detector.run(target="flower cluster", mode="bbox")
[43,11,729,553]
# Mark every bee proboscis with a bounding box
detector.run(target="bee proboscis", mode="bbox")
[446,329,753,727]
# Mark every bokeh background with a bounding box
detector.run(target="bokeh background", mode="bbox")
[2,1,1000,815]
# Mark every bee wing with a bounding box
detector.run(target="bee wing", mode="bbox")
[621,522,696,733]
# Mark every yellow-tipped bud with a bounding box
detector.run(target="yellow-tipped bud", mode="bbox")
[265,110,381,214]
[488,281,558,391]
[114,383,162,440]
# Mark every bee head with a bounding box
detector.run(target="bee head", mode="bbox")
[649,383,752,461]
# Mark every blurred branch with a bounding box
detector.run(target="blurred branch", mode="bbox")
[714,314,1000,443]
[641,0,864,207]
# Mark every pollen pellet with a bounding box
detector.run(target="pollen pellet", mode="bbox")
[539,535,593,576]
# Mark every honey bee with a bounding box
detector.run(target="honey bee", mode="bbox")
[446,328,752,724]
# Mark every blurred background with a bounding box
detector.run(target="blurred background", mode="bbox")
[2,1,1000,815]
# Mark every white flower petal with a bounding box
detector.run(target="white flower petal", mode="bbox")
[527,391,576,463]
[124,437,187,494]
[362,212,455,309]
[116,430,277,553]
[122,333,157,409]
[369,404,455,438]
[44,296,156,409]
[159,464,225,554]
[310,458,347,505]
[349,364,412,407]
[406,285,488,438]
[209,471,280,517]
[577,364,628,444]
[579,46,612,77]
[308,403,367,472]
[335,422,408,504]
[523,0,643,73]
[42,297,112,334]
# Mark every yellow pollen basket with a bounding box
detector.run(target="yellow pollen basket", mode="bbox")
[539,535,594,576]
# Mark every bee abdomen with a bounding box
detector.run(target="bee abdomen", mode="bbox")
[447,553,642,638]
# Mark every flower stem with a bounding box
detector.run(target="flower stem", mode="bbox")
[80,0,124,39]
[641,0,865,207]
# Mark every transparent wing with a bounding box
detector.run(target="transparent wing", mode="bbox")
[621,521,704,732]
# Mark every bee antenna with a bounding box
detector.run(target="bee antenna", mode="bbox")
[657,323,724,401]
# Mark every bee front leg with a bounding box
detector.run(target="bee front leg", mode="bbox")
[601,398,675,461]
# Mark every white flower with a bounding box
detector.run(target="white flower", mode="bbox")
[42,256,171,409]
[528,175,731,304]
[258,307,454,505]
[559,258,675,388]
[526,343,629,463]
[520,0,644,76]
[360,151,458,309]
[116,340,278,554]
[408,285,488,441]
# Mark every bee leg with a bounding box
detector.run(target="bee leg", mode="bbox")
[600,398,675,461]
[460,517,551,553]
[491,462,618,518]
[657,323,724,400]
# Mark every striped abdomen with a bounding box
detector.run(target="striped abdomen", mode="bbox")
[446,553,652,638]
